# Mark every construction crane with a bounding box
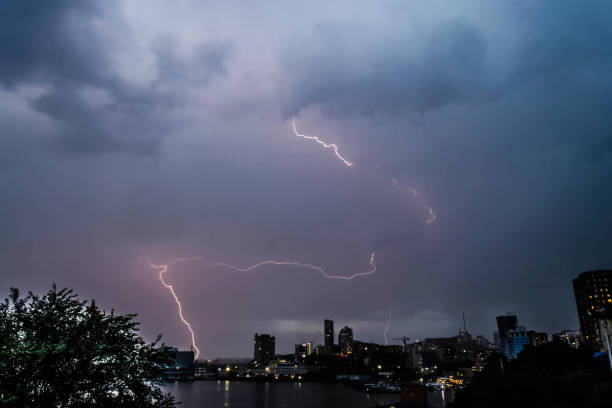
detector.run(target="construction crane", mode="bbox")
[391,336,410,352]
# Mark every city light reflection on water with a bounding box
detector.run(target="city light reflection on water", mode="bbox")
[166,381,450,408]
[167,381,398,407]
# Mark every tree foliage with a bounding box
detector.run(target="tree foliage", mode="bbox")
[453,342,612,408]
[0,285,176,407]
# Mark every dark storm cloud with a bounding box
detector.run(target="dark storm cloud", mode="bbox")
[151,35,230,84]
[506,0,612,162]
[0,1,231,155]
[0,1,105,83]
[30,85,159,155]
[510,0,612,80]
[280,19,487,117]
[272,0,611,345]
[1,0,612,357]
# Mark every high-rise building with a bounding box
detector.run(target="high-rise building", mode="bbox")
[254,333,275,365]
[294,341,313,362]
[338,326,353,355]
[496,313,528,359]
[496,313,518,340]
[305,341,313,355]
[552,330,580,349]
[527,331,548,347]
[165,348,195,378]
[493,331,500,347]
[295,344,308,362]
[313,344,325,356]
[475,335,490,348]
[573,270,612,351]
[324,319,334,352]
[410,341,424,370]
[502,326,529,359]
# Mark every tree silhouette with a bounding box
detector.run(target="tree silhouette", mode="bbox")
[0,286,177,407]
[453,342,612,408]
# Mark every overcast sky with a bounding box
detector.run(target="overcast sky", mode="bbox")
[1,0,611,358]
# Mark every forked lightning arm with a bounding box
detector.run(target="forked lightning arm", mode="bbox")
[149,253,376,358]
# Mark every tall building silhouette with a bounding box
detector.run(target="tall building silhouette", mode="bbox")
[527,331,548,347]
[496,313,526,359]
[573,270,612,351]
[496,313,518,340]
[324,319,334,353]
[254,333,275,365]
[338,326,353,355]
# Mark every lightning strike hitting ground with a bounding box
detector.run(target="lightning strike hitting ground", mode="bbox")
[384,291,393,345]
[149,253,377,358]
[149,261,201,358]
[291,120,353,167]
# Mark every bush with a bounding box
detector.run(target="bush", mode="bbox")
[0,286,177,407]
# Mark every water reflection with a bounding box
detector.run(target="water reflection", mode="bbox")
[166,381,400,408]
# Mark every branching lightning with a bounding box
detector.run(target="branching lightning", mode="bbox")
[145,124,439,358]
[149,253,376,358]
[291,119,353,167]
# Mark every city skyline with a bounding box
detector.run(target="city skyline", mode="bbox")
[179,303,587,359]
[1,0,612,358]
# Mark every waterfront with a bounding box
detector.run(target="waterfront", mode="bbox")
[166,381,397,408]
[165,381,449,408]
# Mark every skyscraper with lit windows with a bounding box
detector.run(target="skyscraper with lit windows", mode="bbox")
[502,326,529,359]
[338,326,353,355]
[324,319,334,353]
[573,270,612,351]
[254,333,275,365]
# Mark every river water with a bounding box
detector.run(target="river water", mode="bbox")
[165,381,448,408]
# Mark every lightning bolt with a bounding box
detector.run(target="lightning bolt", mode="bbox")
[148,260,201,358]
[291,119,353,167]
[425,206,437,224]
[289,124,436,224]
[149,252,376,358]
[384,290,393,345]
[392,178,438,224]
[392,178,419,197]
